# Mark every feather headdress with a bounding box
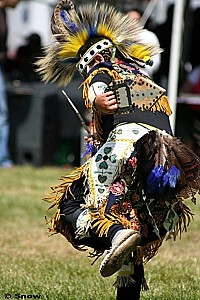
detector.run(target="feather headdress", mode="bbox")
[36,0,161,86]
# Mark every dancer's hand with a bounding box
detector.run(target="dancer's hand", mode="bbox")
[84,133,100,148]
[94,91,118,114]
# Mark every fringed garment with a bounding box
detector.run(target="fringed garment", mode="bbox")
[44,122,200,263]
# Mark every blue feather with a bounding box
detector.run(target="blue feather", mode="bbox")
[163,172,169,187]
[147,165,165,193]
[61,10,78,33]
[89,26,97,37]
[82,143,96,158]
[163,165,180,188]
[147,164,180,194]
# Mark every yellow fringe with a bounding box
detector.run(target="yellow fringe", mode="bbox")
[44,166,85,205]
[151,95,172,116]
[90,204,135,237]
[43,165,85,239]
[91,206,120,237]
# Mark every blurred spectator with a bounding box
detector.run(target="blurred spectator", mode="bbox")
[189,8,200,69]
[179,65,200,156]
[153,4,174,88]
[0,0,20,167]
[8,33,44,82]
[180,65,200,94]
[127,8,161,79]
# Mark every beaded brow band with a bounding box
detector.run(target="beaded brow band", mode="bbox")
[77,39,113,74]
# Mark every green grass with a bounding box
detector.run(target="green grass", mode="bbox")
[0,166,199,300]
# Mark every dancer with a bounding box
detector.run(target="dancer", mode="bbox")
[37,1,200,299]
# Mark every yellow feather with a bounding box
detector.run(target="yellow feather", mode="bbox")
[58,29,89,58]
[97,24,117,44]
[128,44,151,62]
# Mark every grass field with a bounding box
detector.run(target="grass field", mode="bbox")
[0,166,199,300]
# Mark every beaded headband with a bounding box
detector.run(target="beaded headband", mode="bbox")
[77,39,113,74]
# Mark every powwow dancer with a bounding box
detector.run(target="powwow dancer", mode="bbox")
[37,1,200,299]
